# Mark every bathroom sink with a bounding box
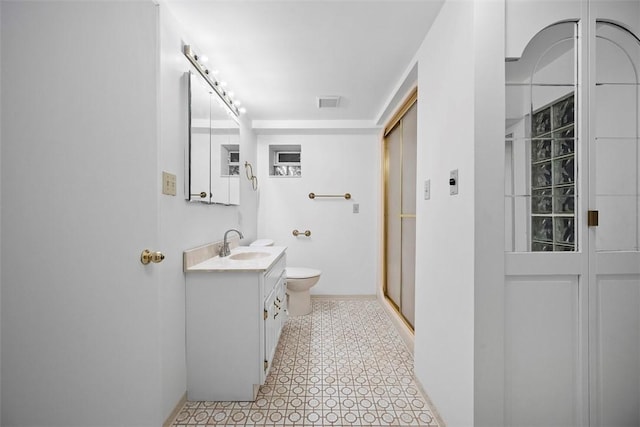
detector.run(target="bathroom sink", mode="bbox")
[229,251,270,261]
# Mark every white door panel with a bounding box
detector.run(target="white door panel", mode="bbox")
[504,21,587,425]
[593,275,640,426]
[505,277,581,427]
[589,20,640,427]
[1,2,161,424]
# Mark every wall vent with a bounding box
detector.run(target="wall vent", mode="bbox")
[317,96,341,109]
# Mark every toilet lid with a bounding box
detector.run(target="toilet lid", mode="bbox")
[286,267,321,279]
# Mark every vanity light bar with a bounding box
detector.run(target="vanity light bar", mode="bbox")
[183,45,240,117]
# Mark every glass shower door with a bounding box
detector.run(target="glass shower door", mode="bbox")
[384,100,417,328]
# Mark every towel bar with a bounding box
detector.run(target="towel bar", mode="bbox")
[308,192,351,200]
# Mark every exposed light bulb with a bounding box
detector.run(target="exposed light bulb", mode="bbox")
[234,100,242,106]
[183,45,241,118]
[239,107,247,114]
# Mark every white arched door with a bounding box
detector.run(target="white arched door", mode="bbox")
[505,8,640,427]
[589,20,640,427]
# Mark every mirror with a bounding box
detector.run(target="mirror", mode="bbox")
[187,71,240,205]
[505,22,577,252]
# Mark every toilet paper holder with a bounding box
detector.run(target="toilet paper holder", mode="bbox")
[292,229,311,237]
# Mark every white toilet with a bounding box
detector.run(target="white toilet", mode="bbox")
[250,239,321,316]
[284,267,322,316]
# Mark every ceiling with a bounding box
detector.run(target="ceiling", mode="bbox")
[164,0,444,124]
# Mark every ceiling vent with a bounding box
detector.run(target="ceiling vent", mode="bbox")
[317,96,341,109]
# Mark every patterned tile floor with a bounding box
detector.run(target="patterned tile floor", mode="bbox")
[172,298,440,426]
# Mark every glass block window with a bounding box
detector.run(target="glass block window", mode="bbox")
[228,150,240,176]
[269,145,302,177]
[273,165,301,177]
[531,93,576,251]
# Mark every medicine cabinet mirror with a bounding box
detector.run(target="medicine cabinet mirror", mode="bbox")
[187,71,240,205]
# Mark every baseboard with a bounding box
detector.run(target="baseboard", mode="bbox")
[163,392,187,427]
[413,375,447,427]
[374,294,445,425]
[310,294,376,300]
[377,294,414,354]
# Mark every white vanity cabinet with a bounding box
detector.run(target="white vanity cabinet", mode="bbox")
[264,271,287,372]
[185,247,287,401]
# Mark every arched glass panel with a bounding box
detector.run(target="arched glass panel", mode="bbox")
[594,22,640,252]
[506,22,578,252]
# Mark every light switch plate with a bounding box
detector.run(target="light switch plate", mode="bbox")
[424,179,431,200]
[163,172,177,196]
[450,169,459,195]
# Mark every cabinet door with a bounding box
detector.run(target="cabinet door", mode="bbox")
[264,286,277,376]
[275,274,287,338]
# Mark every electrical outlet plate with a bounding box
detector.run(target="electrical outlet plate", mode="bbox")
[353,203,360,214]
[450,169,459,195]
[163,171,177,196]
[424,179,431,200]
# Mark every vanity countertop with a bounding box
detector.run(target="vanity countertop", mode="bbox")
[185,245,287,272]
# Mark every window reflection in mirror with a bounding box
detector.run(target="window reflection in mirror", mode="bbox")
[187,71,240,205]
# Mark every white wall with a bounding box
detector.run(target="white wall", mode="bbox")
[239,119,259,241]
[158,7,191,422]
[413,2,476,425]
[158,4,258,422]
[256,133,379,296]
[470,2,506,425]
[409,1,505,426]
[0,1,3,420]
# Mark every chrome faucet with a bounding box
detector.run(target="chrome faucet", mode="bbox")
[220,229,244,257]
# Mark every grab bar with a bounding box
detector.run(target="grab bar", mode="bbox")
[308,192,351,200]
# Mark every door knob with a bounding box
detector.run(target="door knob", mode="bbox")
[140,249,165,265]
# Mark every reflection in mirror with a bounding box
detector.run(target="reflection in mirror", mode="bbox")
[189,71,211,202]
[211,114,240,205]
[505,22,577,252]
[187,71,240,205]
[594,22,640,252]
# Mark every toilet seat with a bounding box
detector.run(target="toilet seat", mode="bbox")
[286,267,321,279]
